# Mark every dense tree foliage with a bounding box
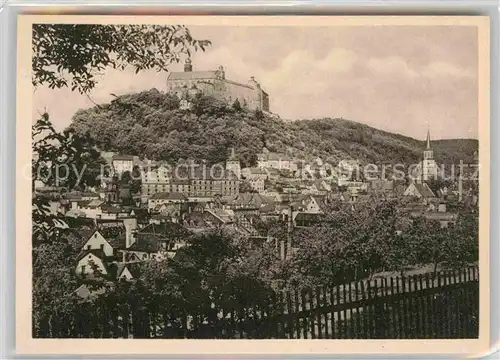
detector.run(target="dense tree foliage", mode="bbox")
[69,89,478,168]
[32,230,277,338]
[272,200,479,290]
[32,209,479,337]
[32,23,209,238]
[32,114,108,239]
[33,24,210,93]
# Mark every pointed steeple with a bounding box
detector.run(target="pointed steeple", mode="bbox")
[426,128,431,149]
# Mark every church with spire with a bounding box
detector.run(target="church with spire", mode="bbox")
[420,129,439,182]
[226,147,241,180]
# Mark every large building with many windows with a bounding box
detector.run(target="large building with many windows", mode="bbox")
[141,165,239,198]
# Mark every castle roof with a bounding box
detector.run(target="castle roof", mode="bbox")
[168,71,218,81]
[168,70,259,90]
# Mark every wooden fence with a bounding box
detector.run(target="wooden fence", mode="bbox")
[35,267,479,339]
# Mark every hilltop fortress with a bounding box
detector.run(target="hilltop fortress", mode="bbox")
[167,59,270,112]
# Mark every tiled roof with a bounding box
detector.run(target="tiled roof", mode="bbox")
[168,71,218,81]
[247,167,267,175]
[127,236,161,253]
[76,248,108,262]
[116,263,143,279]
[86,199,105,209]
[150,192,188,201]
[99,226,126,249]
[66,209,86,217]
[210,209,234,223]
[75,229,97,241]
[138,222,190,243]
[74,284,106,300]
[101,205,127,214]
[112,155,134,161]
[230,192,275,208]
[414,183,436,198]
[259,203,276,213]
[294,212,323,222]
[371,180,394,191]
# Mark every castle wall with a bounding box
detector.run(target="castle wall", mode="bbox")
[222,80,259,109]
[167,69,270,111]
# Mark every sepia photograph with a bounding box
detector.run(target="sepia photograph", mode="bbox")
[16,15,490,355]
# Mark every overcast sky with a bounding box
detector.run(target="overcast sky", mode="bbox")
[32,25,478,140]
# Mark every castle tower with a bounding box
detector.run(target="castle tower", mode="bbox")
[422,128,438,182]
[184,58,193,72]
[226,147,241,180]
[216,65,225,79]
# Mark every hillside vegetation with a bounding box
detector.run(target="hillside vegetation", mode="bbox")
[69,88,478,168]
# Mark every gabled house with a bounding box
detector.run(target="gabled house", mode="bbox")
[116,263,142,281]
[75,249,111,279]
[204,208,235,226]
[304,196,322,214]
[79,229,115,257]
[119,222,190,262]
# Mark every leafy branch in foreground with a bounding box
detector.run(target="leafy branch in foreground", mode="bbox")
[32,24,211,94]
[32,113,107,241]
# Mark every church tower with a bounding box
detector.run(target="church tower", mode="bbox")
[226,148,241,180]
[422,129,438,182]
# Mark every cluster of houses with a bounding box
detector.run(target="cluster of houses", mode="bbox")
[33,135,479,297]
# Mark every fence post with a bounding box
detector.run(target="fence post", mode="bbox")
[329,286,336,339]
[315,287,323,339]
[301,289,309,339]
[436,271,443,338]
[322,286,330,339]
[293,289,301,339]
[353,280,361,339]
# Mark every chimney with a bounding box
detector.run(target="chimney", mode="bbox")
[123,217,137,248]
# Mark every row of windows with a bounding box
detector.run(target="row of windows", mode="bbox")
[142,184,238,191]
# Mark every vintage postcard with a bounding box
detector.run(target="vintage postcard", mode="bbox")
[17,15,490,355]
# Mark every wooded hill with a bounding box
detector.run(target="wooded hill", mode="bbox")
[69,88,478,168]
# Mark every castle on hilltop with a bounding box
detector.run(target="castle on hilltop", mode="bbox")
[167,59,270,112]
